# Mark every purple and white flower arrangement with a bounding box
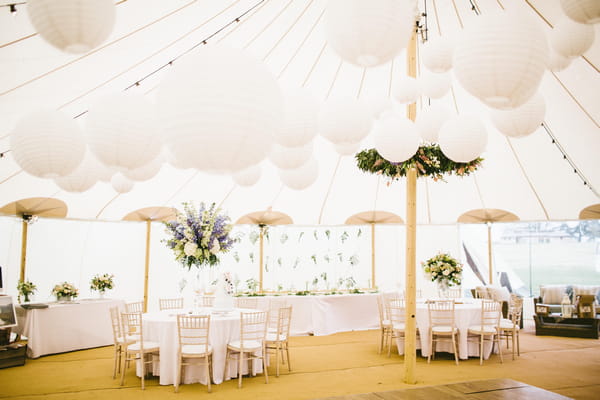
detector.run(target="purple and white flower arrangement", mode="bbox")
[164,202,236,269]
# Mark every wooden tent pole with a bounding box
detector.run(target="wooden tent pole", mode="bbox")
[259,226,264,293]
[143,220,151,313]
[371,222,376,289]
[19,219,28,282]
[404,29,418,385]
[487,222,493,284]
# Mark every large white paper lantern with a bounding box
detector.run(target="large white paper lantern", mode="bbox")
[26,0,116,54]
[453,9,548,110]
[323,0,417,67]
[276,89,319,148]
[334,141,361,156]
[419,72,451,99]
[560,0,600,24]
[415,104,453,143]
[319,97,372,145]
[86,92,162,171]
[159,45,283,173]
[10,109,85,178]
[547,49,573,72]
[438,116,487,163]
[279,157,318,190]
[420,36,455,73]
[111,173,134,194]
[269,141,313,170]
[550,17,595,59]
[363,96,394,120]
[53,151,102,192]
[373,114,420,163]
[233,165,261,187]
[490,93,545,138]
[124,155,163,182]
[392,76,420,104]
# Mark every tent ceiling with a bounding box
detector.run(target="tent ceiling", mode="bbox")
[579,204,600,220]
[122,206,178,222]
[236,210,293,225]
[457,208,520,224]
[345,210,404,225]
[0,0,598,225]
[0,197,67,218]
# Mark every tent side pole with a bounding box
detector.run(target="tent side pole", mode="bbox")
[371,222,375,289]
[259,226,264,293]
[143,220,151,313]
[487,223,493,284]
[20,219,28,282]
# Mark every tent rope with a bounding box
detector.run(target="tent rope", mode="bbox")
[317,155,342,224]
[262,0,314,61]
[95,193,121,219]
[244,0,293,50]
[302,41,327,88]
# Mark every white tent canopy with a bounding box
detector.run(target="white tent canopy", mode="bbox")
[0,0,598,225]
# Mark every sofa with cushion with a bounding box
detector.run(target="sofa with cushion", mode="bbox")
[470,284,523,327]
[533,284,600,315]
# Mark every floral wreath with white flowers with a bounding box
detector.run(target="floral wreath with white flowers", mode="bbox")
[422,252,463,287]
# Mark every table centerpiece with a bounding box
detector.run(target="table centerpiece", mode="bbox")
[90,273,114,299]
[52,282,79,302]
[422,252,463,298]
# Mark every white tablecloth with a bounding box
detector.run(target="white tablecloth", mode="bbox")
[396,298,496,360]
[143,308,263,386]
[14,298,124,358]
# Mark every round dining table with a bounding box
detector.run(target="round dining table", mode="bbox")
[142,308,263,386]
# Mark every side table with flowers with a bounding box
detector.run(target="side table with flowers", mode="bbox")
[422,252,463,298]
[52,282,79,302]
[90,273,114,299]
[17,280,37,303]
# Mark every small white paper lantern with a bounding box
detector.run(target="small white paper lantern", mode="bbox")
[124,155,163,182]
[415,104,453,143]
[233,165,261,187]
[279,157,318,190]
[334,141,361,156]
[373,114,420,163]
[319,97,373,145]
[420,36,455,73]
[323,0,416,67]
[419,72,451,99]
[26,0,116,54]
[490,93,545,138]
[560,0,600,24]
[363,95,394,120]
[159,45,283,173]
[269,141,313,170]
[547,49,573,72]
[54,151,101,192]
[111,173,134,194]
[392,76,420,104]
[550,17,595,59]
[438,115,488,163]
[86,92,163,171]
[453,9,548,109]
[276,89,319,148]
[10,109,85,178]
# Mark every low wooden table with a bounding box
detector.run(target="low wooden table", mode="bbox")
[534,313,599,339]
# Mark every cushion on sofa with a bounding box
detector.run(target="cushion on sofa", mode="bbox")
[540,285,568,304]
[486,285,511,302]
[572,285,600,303]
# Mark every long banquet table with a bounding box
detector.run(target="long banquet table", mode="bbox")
[14,298,124,358]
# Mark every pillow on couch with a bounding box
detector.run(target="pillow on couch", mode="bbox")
[486,285,511,303]
[572,285,600,303]
[540,284,568,304]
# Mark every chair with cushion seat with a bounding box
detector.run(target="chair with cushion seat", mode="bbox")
[447,288,462,299]
[224,310,269,388]
[377,294,394,355]
[427,299,459,365]
[267,298,289,333]
[499,296,523,360]
[467,299,503,365]
[175,314,213,393]
[201,295,215,307]
[125,301,144,313]
[265,306,292,376]
[386,297,420,357]
[235,297,259,309]
[159,297,184,311]
[120,311,160,389]
[109,306,137,379]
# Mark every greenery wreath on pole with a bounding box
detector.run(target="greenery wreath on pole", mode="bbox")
[355,145,483,182]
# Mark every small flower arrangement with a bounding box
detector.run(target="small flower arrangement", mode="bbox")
[17,280,37,303]
[90,273,114,293]
[422,252,463,287]
[52,282,79,300]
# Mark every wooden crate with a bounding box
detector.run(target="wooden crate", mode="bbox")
[0,343,27,369]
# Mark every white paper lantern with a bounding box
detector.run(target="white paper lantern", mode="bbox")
[373,114,420,163]
[438,115,488,163]
[415,104,453,143]
[269,141,313,170]
[279,157,318,190]
[334,141,361,156]
[276,89,319,148]
[392,76,420,104]
[419,72,451,99]
[323,0,416,67]
[233,165,261,187]
[550,17,595,59]
[547,49,573,72]
[111,173,134,194]
[86,92,162,171]
[10,109,85,178]
[453,9,548,110]
[490,93,545,138]
[26,0,116,54]
[53,151,102,192]
[319,97,372,145]
[124,155,163,182]
[159,45,283,173]
[420,36,455,73]
[560,0,600,24]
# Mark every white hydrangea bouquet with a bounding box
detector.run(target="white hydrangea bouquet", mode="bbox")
[52,282,79,300]
[90,273,114,293]
[422,252,463,287]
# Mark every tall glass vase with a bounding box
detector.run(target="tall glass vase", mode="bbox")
[437,280,450,298]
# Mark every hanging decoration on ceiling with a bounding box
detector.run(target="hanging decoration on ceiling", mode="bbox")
[560,0,600,25]
[549,17,596,59]
[355,146,482,183]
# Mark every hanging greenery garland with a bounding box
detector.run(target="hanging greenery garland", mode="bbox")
[355,145,483,182]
